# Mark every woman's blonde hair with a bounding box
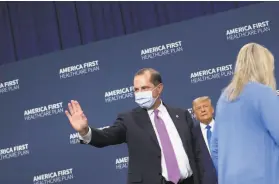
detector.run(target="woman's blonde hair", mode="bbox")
[225,42,277,101]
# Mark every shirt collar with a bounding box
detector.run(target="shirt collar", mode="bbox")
[148,100,164,116]
[200,119,215,130]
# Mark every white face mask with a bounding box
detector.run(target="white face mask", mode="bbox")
[134,86,159,109]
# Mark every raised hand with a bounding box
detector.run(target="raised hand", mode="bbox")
[65,100,89,135]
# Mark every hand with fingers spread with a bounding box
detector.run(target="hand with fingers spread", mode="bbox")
[65,100,89,136]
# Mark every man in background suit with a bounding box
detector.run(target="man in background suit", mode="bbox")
[65,68,200,184]
[192,96,217,184]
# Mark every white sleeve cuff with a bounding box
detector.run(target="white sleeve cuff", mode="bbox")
[78,128,92,144]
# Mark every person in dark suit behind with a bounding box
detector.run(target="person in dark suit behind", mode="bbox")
[65,68,200,184]
[192,96,217,184]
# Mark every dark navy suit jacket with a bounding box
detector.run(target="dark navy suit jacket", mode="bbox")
[193,122,217,184]
[81,105,200,184]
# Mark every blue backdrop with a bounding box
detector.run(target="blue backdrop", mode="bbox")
[0,1,260,66]
[0,2,278,184]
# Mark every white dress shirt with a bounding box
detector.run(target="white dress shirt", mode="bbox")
[199,119,215,153]
[79,101,193,181]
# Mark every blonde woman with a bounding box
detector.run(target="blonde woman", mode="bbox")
[211,43,279,184]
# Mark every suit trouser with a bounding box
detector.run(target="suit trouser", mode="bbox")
[161,176,194,184]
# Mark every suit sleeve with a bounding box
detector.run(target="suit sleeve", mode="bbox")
[81,113,127,148]
[259,87,279,145]
[185,110,202,184]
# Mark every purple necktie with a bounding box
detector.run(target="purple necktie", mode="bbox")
[154,109,180,184]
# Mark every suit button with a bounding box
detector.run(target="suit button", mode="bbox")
[158,155,161,158]
[158,173,162,175]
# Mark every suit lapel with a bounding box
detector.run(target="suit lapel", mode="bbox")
[133,104,191,154]
[165,105,191,156]
[165,105,186,144]
[134,108,160,149]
